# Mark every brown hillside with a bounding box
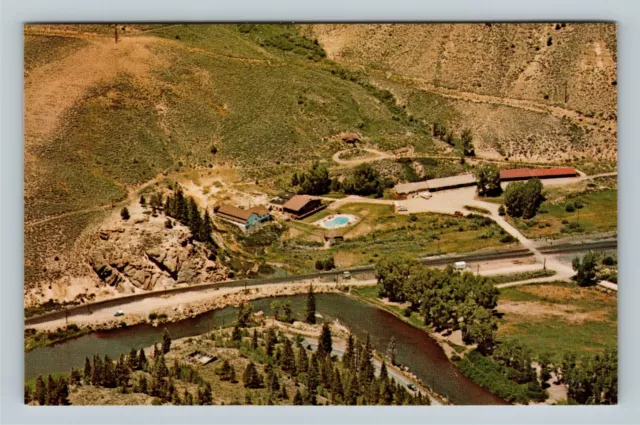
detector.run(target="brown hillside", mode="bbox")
[301,23,617,122]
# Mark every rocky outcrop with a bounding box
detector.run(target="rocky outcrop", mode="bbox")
[87,212,230,293]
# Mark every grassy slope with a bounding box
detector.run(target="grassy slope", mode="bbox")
[25,24,441,288]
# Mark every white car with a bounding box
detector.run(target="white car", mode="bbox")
[114,310,124,317]
[418,191,432,199]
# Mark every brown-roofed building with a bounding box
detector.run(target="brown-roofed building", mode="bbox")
[340,132,360,145]
[214,204,271,230]
[499,167,577,181]
[282,195,324,219]
[269,191,295,213]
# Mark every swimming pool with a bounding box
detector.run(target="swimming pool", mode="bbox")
[316,214,358,229]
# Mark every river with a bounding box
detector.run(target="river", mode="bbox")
[25,293,506,405]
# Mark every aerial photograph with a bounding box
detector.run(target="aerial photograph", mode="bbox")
[23,23,617,406]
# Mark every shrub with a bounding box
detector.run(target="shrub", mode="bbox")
[565,204,575,212]
[148,312,158,320]
[403,307,412,317]
[498,205,506,216]
[120,207,130,221]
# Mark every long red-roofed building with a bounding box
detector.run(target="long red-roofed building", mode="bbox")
[499,167,578,181]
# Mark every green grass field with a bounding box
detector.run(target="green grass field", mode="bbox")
[497,281,617,363]
[263,204,517,274]
[508,189,617,239]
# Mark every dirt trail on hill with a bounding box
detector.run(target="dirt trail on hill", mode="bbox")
[392,75,617,136]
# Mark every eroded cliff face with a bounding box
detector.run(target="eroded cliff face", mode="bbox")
[26,202,230,307]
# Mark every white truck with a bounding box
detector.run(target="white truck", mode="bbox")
[454,261,466,271]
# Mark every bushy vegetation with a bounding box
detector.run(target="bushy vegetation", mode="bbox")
[457,348,547,404]
[503,179,543,219]
[375,258,499,352]
[341,163,386,197]
[572,251,600,287]
[561,349,617,404]
[476,164,502,197]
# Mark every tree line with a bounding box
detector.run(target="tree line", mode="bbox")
[292,162,391,198]
[375,257,499,352]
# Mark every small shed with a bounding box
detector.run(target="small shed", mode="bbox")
[340,132,360,145]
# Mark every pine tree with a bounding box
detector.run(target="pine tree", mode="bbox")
[293,390,304,405]
[103,355,116,388]
[120,207,130,221]
[379,361,388,381]
[139,375,148,394]
[91,355,103,386]
[297,347,309,373]
[70,368,82,386]
[201,210,213,243]
[265,327,277,357]
[280,336,297,375]
[251,329,259,350]
[345,373,359,405]
[387,336,397,365]
[138,348,148,371]
[46,375,57,405]
[184,389,193,405]
[243,362,263,389]
[198,383,213,405]
[279,384,289,400]
[231,324,242,342]
[305,284,316,324]
[330,368,343,403]
[127,347,139,370]
[230,366,237,384]
[83,357,92,382]
[34,375,46,405]
[56,377,70,405]
[307,355,319,405]
[140,195,146,206]
[162,328,172,354]
[343,333,355,369]
[317,322,333,358]
[267,368,280,392]
[153,343,160,359]
[24,385,32,404]
[358,333,375,386]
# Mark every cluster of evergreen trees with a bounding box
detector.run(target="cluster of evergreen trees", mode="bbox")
[376,258,499,352]
[432,123,474,156]
[233,323,429,406]
[162,186,215,245]
[26,374,70,406]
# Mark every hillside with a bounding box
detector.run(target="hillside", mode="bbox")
[23,23,617,306]
[301,23,617,161]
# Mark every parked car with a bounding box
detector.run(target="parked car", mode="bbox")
[454,210,463,217]
[407,383,418,391]
[343,271,352,279]
[454,261,466,270]
[114,310,124,317]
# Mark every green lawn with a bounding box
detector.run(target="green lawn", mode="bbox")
[264,205,517,274]
[497,281,617,363]
[507,189,617,239]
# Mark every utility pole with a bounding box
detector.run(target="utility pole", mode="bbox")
[114,24,119,44]
[543,258,546,271]
[65,307,68,325]
[476,264,480,276]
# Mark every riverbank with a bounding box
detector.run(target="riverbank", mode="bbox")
[25,280,371,351]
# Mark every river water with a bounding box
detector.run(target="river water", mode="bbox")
[25,293,506,405]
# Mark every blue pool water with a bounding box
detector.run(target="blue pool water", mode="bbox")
[321,215,352,228]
